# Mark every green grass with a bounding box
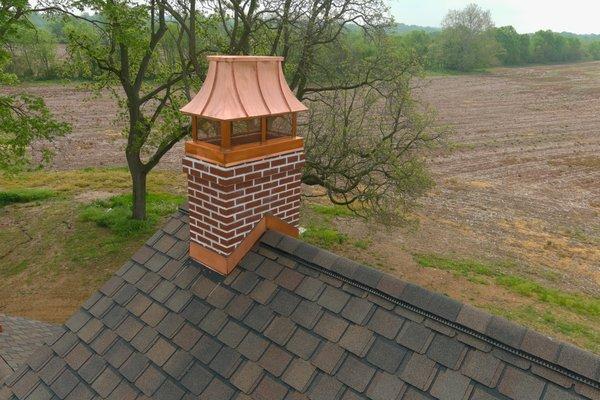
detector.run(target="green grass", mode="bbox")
[496,275,600,318]
[0,260,29,278]
[301,226,348,249]
[0,188,56,207]
[0,167,185,195]
[488,305,600,354]
[414,253,600,319]
[353,239,371,250]
[310,204,354,218]
[80,192,185,237]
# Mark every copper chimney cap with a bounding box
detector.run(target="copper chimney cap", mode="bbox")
[180,55,308,121]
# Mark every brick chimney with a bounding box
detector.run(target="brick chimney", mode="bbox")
[181,55,308,275]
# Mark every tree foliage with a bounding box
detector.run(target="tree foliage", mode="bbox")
[0,0,70,171]
[530,30,583,63]
[386,4,600,72]
[493,25,529,65]
[433,3,501,72]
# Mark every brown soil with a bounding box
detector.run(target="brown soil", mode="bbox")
[411,62,600,295]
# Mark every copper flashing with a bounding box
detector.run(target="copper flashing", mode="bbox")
[181,56,308,121]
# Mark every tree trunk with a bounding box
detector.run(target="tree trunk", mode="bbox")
[130,165,147,220]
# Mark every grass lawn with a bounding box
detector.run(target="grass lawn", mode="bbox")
[0,168,185,323]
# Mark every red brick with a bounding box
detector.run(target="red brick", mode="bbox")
[271,158,286,167]
[253,161,269,171]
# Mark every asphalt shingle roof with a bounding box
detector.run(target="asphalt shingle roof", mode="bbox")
[1,208,599,400]
[0,315,62,383]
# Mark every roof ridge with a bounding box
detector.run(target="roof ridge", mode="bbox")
[258,230,600,389]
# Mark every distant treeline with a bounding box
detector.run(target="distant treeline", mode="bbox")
[4,5,600,80]
[391,5,600,72]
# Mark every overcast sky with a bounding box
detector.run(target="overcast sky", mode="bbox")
[389,0,600,34]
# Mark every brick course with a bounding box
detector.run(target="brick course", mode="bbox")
[183,149,304,256]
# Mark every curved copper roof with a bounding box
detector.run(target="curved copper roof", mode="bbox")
[181,55,308,121]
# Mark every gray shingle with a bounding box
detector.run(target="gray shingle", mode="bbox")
[521,330,560,363]
[461,350,504,387]
[264,316,296,346]
[366,371,405,400]
[250,280,278,305]
[311,342,345,374]
[104,339,133,368]
[115,316,143,341]
[181,298,211,325]
[296,276,325,301]
[430,368,473,400]
[485,316,527,349]
[77,319,104,344]
[427,334,467,369]
[367,308,403,340]
[259,344,293,377]
[156,312,185,338]
[135,364,166,396]
[244,304,275,332]
[199,309,228,336]
[366,337,407,374]
[399,353,437,391]
[282,358,316,392]
[119,352,149,382]
[498,367,545,400]
[172,323,202,351]
[78,355,106,384]
[336,355,376,392]
[557,344,599,381]
[396,320,434,353]
[341,297,374,325]
[50,369,79,398]
[199,377,235,400]
[147,338,176,367]
[253,375,288,400]
[231,361,264,394]
[140,302,168,327]
[338,325,374,357]
[275,268,304,291]
[231,271,261,294]
[225,294,253,319]
[286,328,321,359]
[65,381,94,400]
[131,326,158,353]
[270,290,302,317]
[314,312,348,342]
[544,384,581,400]
[238,331,270,362]
[239,251,266,271]
[291,300,323,330]
[257,259,284,280]
[318,286,351,314]
[91,367,121,398]
[308,374,344,400]
[64,343,92,370]
[191,334,222,365]
[210,347,242,378]
[109,380,138,400]
[206,285,235,309]
[126,293,152,317]
[181,363,212,395]
[160,347,189,378]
